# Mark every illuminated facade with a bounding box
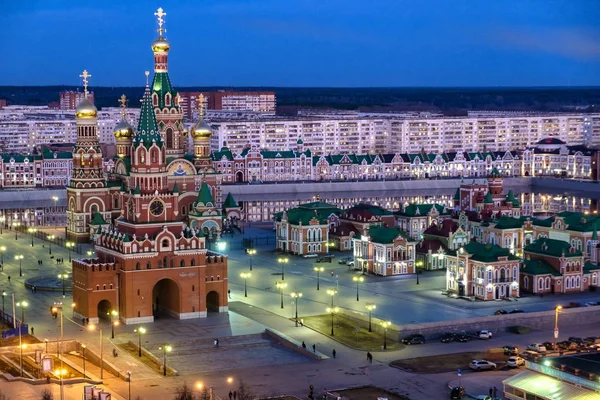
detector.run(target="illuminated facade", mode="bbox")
[352,226,416,276]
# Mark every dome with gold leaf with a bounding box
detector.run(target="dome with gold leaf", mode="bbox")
[191,119,212,139]
[76,98,98,119]
[113,118,135,139]
[151,36,170,53]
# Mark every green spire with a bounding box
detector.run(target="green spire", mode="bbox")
[453,187,460,201]
[484,191,494,204]
[223,192,239,208]
[172,183,179,194]
[593,228,598,241]
[196,182,214,206]
[91,211,106,225]
[151,72,179,110]
[506,189,516,203]
[133,184,141,194]
[489,167,502,177]
[135,85,162,148]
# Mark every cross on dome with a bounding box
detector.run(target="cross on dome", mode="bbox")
[118,94,128,117]
[79,70,92,97]
[197,93,206,120]
[154,7,167,36]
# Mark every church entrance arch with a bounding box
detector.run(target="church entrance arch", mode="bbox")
[206,291,220,313]
[97,299,112,321]
[152,278,181,319]
[235,171,244,182]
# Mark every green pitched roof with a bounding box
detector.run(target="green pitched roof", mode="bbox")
[172,183,179,194]
[345,203,392,216]
[212,147,234,161]
[522,259,561,276]
[489,167,502,177]
[41,147,71,160]
[133,184,141,195]
[151,71,179,110]
[462,241,519,262]
[196,182,214,206]
[584,261,600,273]
[223,192,239,208]
[368,226,412,244]
[493,216,524,230]
[135,85,163,148]
[593,229,598,241]
[484,191,494,204]
[90,212,106,225]
[274,201,342,225]
[525,238,582,258]
[453,188,460,201]
[395,203,448,217]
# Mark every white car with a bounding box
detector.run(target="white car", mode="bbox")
[303,254,318,258]
[527,343,547,353]
[347,260,355,267]
[478,330,493,340]
[507,356,525,368]
[469,359,497,371]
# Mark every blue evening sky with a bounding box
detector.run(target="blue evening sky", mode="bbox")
[3,0,600,87]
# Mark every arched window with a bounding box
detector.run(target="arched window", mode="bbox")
[524,276,529,289]
[147,262,151,269]
[217,275,221,281]
[110,284,113,289]
[137,289,140,295]
[180,259,185,267]
[103,284,106,290]
[538,278,543,290]
[192,285,195,292]
[163,256,168,268]
[205,276,208,282]
[211,276,214,281]
[136,262,140,270]
[166,128,174,149]
[190,258,196,266]
[151,149,158,164]
[162,239,169,249]
[96,285,99,290]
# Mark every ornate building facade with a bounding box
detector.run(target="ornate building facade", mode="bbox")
[70,8,233,324]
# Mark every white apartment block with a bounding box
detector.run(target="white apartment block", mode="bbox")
[209,113,600,156]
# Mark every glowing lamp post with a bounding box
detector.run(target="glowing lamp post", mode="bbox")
[554,305,562,342]
[13,221,20,240]
[88,324,104,379]
[381,321,391,350]
[159,344,172,376]
[0,246,5,268]
[66,241,75,262]
[28,227,37,247]
[326,307,339,336]
[240,272,251,297]
[17,300,28,324]
[314,266,324,290]
[57,273,68,297]
[366,303,376,332]
[276,281,287,309]
[247,248,256,271]
[291,292,302,326]
[277,257,289,281]
[353,275,364,301]
[326,288,337,307]
[15,254,24,277]
[110,310,119,339]
[47,234,56,254]
[134,327,146,357]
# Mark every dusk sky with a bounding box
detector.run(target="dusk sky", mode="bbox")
[3,0,600,87]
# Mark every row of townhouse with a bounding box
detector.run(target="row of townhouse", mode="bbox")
[208,113,600,156]
[212,138,598,184]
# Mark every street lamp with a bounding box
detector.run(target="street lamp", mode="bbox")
[88,324,104,379]
[58,273,68,297]
[366,303,376,332]
[127,371,132,400]
[17,300,28,323]
[0,246,5,268]
[326,288,337,307]
[314,266,324,290]
[81,344,86,378]
[326,242,335,252]
[134,327,146,357]
[109,309,119,339]
[13,221,20,240]
[291,292,302,326]
[0,216,4,234]
[240,272,251,297]
[28,227,37,247]
[66,241,75,262]
[1,291,6,315]
[554,305,562,343]
[15,254,23,277]
[381,321,391,350]
[159,344,172,376]
[277,257,288,281]
[415,261,422,285]
[247,248,256,271]
[51,302,67,399]
[19,343,27,377]
[71,303,76,318]
[326,307,339,336]
[276,281,287,309]
[47,234,56,254]
[353,275,364,301]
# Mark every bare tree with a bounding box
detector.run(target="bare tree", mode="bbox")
[41,389,53,400]
[236,381,255,400]
[198,387,210,400]
[173,382,194,400]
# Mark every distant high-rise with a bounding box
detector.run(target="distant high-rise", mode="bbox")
[59,91,95,110]
[178,91,276,119]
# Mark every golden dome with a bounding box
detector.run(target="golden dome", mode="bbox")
[191,119,212,139]
[151,37,170,53]
[113,118,135,139]
[76,97,98,119]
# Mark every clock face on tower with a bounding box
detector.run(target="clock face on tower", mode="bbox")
[149,200,164,217]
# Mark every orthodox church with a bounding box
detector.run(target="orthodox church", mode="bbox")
[69,8,239,324]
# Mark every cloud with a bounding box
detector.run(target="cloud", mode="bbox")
[487,27,600,60]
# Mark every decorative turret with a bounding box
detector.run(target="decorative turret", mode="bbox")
[487,167,504,196]
[191,93,212,159]
[135,73,163,149]
[114,94,135,157]
[152,7,170,72]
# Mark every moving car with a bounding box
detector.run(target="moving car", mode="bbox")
[478,330,493,340]
[440,333,456,343]
[503,345,519,356]
[493,309,507,315]
[568,337,586,346]
[303,254,318,258]
[338,257,352,265]
[456,334,472,343]
[509,309,525,314]
[527,343,547,353]
[402,334,425,345]
[450,387,466,400]
[469,360,497,371]
[507,356,525,368]
[316,254,334,262]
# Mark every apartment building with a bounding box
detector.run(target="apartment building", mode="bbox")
[59,91,95,110]
[178,91,276,120]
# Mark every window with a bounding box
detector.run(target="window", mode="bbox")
[96,285,99,290]
[211,276,214,281]
[137,289,140,295]
[110,284,113,289]
[192,285,195,292]
[217,275,220,281]
[103,284,106,290]
[180,259,185,267]
[191,259,196,266]
[538,278,543,290]
[162,239,169,249]
[147,262,151,269]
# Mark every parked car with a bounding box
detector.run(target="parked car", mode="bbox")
[338,257,352,265]
[584,336,600,345]
[303,254,318,258]
[509,309,525,314]
[450,386,466,400]
[557,341,578,351]
[347,260,355,267]
[469,360,497,371]
[527,343,547,353]
[494,309,508,315]
[569,337,585,346]
[507,356,525,368]
[542,342,556,351]
[503,345,519,356]
[402,334,425,345]
[316,255,333,262]
[440,333,456,343]
[478,330,493,340]
[456,334,472,343]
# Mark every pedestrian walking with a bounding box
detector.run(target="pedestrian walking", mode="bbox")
[233,391,237,399]
[332,349,336,359]
[489,387,493,398]
[367,352,372,363]
[31,327,34,335]
[7,276,10,283]
[33,286,36,293]
[330,271,334,277]
[493,387,498,398]
[228,289,231,299]
[300,318,304,327]
[312,344,316,353]
[302,341,306,349]
[228,391,233,400]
